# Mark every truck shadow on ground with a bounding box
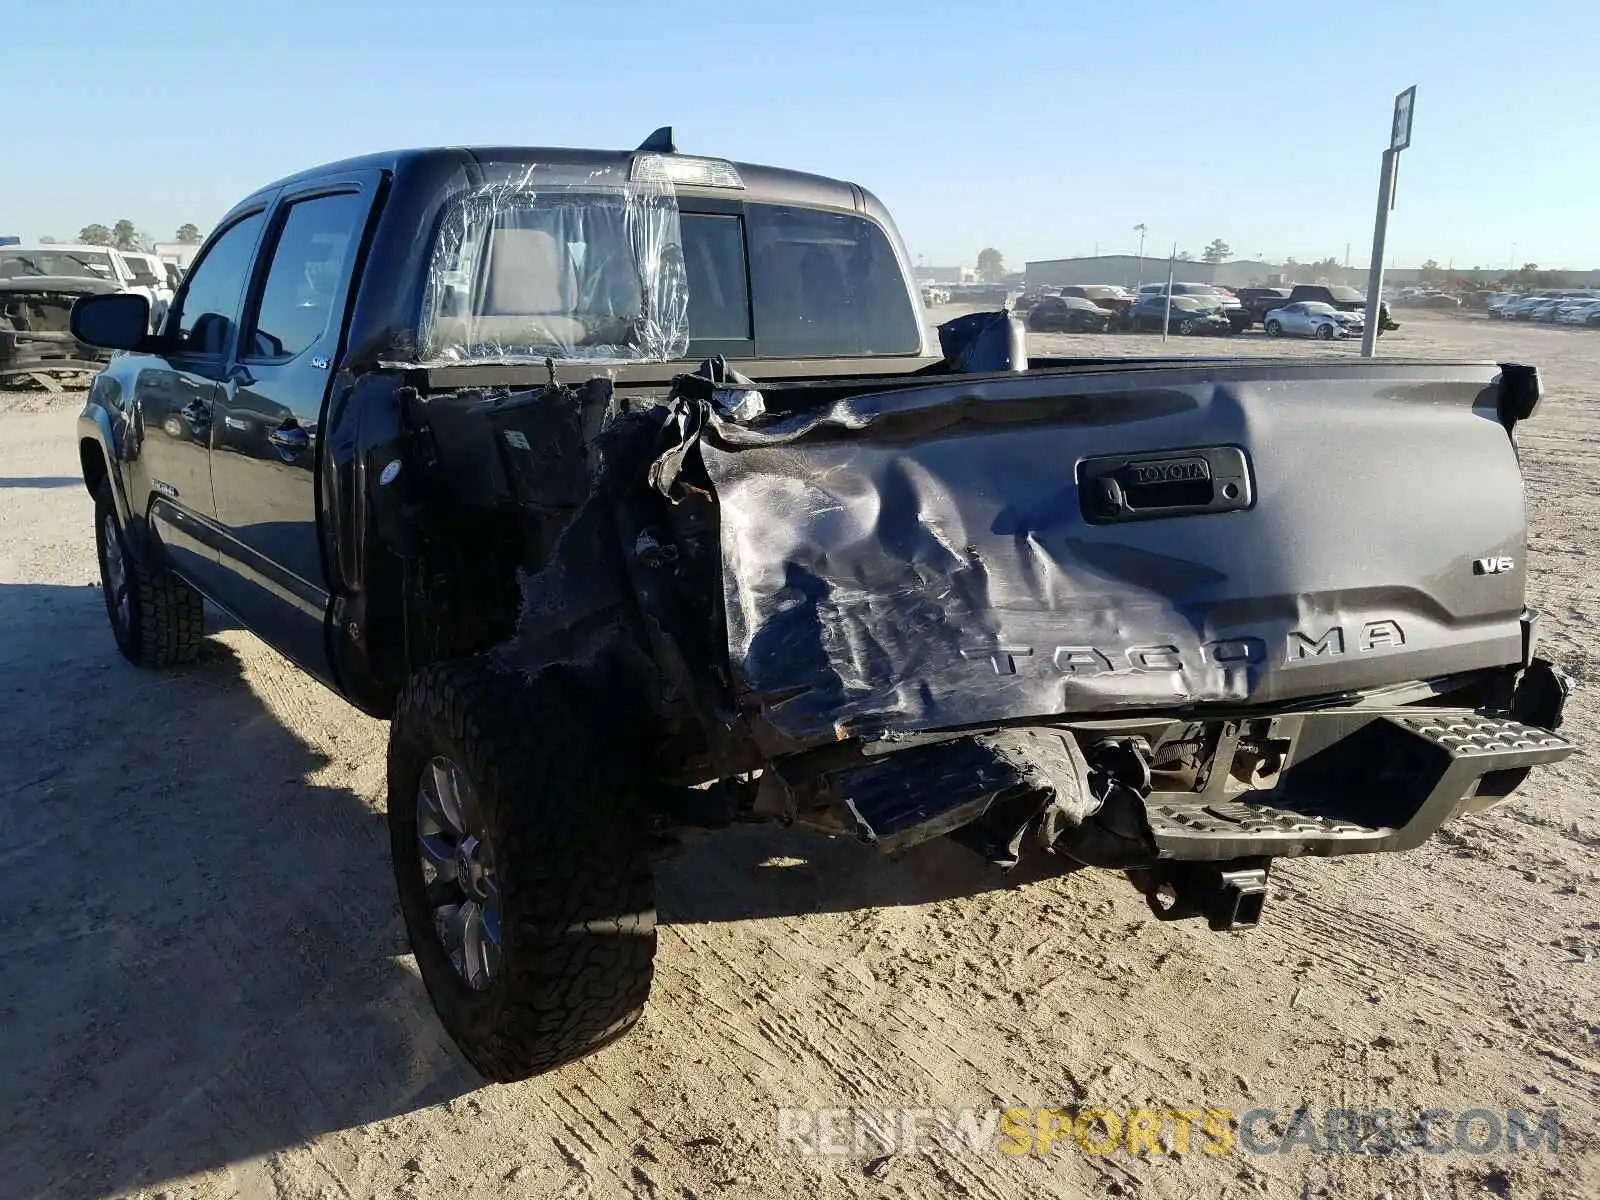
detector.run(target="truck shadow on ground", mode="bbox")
[656,823,1078,925]
[0,584,480,1200]
[0,583,1083,1200]
[0,474,81,488]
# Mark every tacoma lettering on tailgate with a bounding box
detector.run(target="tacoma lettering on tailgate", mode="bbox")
[961,620,1407,677]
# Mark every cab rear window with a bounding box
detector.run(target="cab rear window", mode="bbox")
[420,181,921,363]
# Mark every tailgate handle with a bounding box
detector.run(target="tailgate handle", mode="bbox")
[1079,446,1253,524]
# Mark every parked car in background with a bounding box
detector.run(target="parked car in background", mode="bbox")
[1058,284,1133,328]
[0,243,163,331]
[1138,283,1249,333]
[121,252,175,329]
[1263,300,1362,340]
[1394,291,1463,310]
[1554,299,1600,326]
[948,283,1010,306]
[1237,287,1291,328]
[0,244,122,379]
[1025,295,1112,332]
[1285,284,1397,334]
[1500,295,1553,320]
[1127,293,1231,334]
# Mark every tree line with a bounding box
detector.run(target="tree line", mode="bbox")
[31,223,206,251]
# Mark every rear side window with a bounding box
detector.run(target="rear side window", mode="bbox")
[245,192,366,361]
[172,212,266,354]
[125,258,160,287]
[745,205,921,357]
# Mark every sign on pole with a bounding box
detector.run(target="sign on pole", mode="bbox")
[1362,85,1417,357]
[1390,86,1416,152]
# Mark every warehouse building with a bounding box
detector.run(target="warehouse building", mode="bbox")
[1024,255,1281,290]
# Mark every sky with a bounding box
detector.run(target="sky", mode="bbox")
[6,0,1598,270]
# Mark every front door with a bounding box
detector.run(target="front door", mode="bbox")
[209,184,374,679]
[128,209,268,585]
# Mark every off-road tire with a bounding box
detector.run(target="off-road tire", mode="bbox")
[94,482,204,667]
[388,660,656,1083]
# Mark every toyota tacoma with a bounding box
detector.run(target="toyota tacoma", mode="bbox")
[72,130,1574,1082]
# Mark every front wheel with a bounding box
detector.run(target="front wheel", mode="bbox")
[1178,319,1195,335]
[1265,320,1283,337]
[1316,323,1336,340]
[388,661,656,1082]
[94,481,204,667]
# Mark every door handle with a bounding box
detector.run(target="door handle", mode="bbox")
[267,422,311,452]
[180,400,211,428]
[1079,447,1253,524]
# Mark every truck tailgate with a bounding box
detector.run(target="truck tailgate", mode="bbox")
[696,362,1530,745]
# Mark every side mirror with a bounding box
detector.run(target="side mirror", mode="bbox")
[70,293,153,352]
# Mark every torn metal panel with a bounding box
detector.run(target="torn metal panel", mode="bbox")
[822,726,1101,858]
[687,363,1530,746]
[416,162,689,367]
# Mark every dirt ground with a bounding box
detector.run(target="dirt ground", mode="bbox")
[1,312,1595,1200]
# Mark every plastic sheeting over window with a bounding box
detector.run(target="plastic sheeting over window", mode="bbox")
[418,163,690,365]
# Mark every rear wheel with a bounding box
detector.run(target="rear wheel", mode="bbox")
[1265,320,1283,337]
[388,660,656,1082]
[94,481,204,667]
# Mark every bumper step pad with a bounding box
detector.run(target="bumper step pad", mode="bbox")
[1147,711,1572,861]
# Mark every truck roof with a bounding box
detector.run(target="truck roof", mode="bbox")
[247,144,870,214]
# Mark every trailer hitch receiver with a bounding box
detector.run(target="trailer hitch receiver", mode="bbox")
[1142,859,1271,931]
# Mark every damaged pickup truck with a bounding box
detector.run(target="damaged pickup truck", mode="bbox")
[1,244,122,383]
[72,131,1574,1083]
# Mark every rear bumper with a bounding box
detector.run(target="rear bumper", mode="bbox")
[788,660,1573,869]
[1141,707,1569,862]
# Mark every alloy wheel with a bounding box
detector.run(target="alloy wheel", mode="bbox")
[417,755,502,990]
[101,512,130,636]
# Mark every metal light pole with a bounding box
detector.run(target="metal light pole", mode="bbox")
[1361,86,1416,357]
[1161,244,1176,342]
[1134,223,1148,290]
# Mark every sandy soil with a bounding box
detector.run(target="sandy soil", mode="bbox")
[1,313,1595,1200]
